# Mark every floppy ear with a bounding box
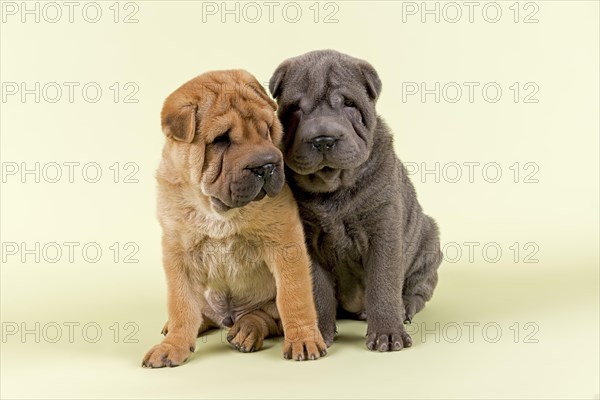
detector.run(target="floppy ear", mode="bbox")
[269,62,289,99]
[161,103,198,143]
[358,61,382,101]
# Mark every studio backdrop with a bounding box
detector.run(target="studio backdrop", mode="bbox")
[1,1,598,399]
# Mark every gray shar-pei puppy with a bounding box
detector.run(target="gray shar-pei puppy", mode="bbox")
[269,50,442,352]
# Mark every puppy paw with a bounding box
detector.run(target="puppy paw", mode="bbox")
[403,295,425,324]
[227,320,264,353]
[283,327,328,361]
[320,324,337,348]
[366,328,412,352]
[142,340,194,368]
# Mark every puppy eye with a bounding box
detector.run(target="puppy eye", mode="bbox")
[343,99,355,108]
[212,131,231,145]
[288,103,301,112]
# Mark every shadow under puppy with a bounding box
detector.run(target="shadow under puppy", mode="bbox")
[142,70,326,368]
[269,50,442,352]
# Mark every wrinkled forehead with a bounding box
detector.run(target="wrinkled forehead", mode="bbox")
[198,85,279,140]
[205,85,274,117]
[199,80,267,106]
[282,60,365,104]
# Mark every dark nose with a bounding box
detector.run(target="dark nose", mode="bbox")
[249,163,276,179]
[311,136,337,153]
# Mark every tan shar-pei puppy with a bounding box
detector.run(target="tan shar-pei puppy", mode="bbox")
[142,70,326,368]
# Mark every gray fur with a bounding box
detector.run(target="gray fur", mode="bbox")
[269,50,442,351]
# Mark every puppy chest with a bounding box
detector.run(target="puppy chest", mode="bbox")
[308,220,367,267]
[306,220,367,313]
[194,239,277,318]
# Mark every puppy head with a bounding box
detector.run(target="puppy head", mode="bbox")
[161,70,284,213]
[269,50,381,193]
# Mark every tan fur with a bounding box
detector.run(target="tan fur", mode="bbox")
[142,70,326,368]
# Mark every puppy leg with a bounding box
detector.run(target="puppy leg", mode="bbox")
[227,309,281,353]
[403,264,439,324]
[267,223,327,361]
[403,216,442,323]
[364,226,412,352]
[142,241,203,368]
[311,262,337,347]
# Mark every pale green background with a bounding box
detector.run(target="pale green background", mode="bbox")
[1,1,598,399]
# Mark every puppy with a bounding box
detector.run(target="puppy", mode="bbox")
[269,50,442,351]
[142,70,326,367]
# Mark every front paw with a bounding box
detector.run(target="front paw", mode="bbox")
[320,323,337,348]
[283,326,328,361]
[142,340,194,368]
[366,326,412,352]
